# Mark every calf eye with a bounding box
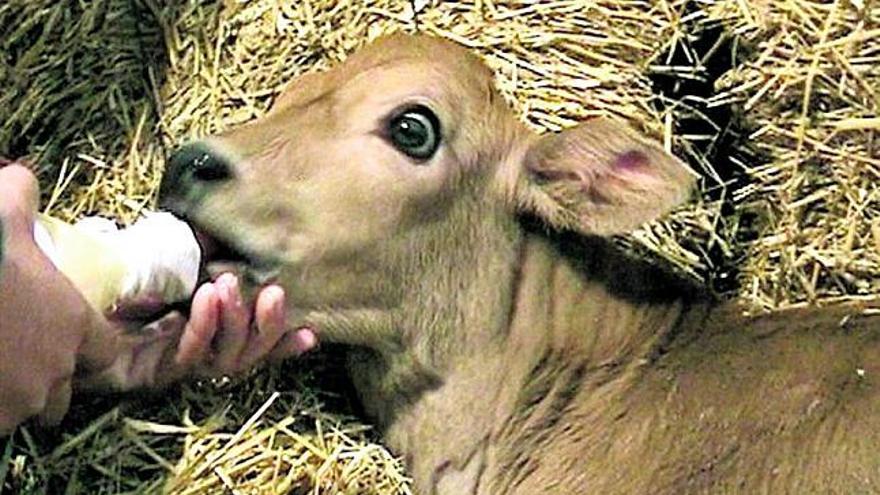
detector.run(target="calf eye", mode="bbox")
[387,105,441,161]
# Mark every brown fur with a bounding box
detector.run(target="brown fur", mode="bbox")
[160,35,880,494]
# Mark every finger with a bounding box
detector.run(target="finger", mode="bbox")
[175,283,220,367]
[213,273,251,373]
[0,164,39,220]
[76,309,123,373]
[37,377,72,427]
[238,285,286,369]
[268,327,318,362]
[78,312,187,392]
[127,315,186,388]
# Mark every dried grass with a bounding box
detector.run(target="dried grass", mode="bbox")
[706,0,880,311]
[2,355,411,494]
[0,0,168,224]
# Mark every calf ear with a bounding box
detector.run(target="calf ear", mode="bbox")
[516,117,695,236]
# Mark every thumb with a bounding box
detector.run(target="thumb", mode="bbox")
[75,310,123,374]
[0,164,40,221]
[77,312,188,391]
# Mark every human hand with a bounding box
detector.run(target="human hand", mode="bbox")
[85,274,319,389]
[174,273,318,376]
[0,165,121,434]
[0,163,318,434]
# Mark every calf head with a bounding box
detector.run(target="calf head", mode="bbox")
[160,33,693,380]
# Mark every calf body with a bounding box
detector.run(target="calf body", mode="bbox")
[355,223,880,494]
[385,231,880,494]
[160,34,880,493]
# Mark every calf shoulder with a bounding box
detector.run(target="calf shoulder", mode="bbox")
[509,303,880,494]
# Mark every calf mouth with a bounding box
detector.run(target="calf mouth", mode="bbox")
[109,223,280,326]
[158,195,282,293]
[191,226,282,287]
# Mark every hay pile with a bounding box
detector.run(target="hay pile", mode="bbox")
[2,353,411,494]
[706,0,880,311]
[0,0,170,223]
[0,0,877,492]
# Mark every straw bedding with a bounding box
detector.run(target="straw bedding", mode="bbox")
[708,0,880,311]
[0,0,876,492]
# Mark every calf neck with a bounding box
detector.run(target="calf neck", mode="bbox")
[160,34,880,494]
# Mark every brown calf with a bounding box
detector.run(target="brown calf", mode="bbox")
[160,34,880,494]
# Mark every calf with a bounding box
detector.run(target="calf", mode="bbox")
[160,34,880,494]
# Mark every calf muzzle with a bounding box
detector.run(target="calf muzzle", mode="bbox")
[160,142,233,205]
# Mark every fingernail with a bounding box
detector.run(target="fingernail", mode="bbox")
[217,274,237,300]
[215,272,236,289]
[195,282,216,300]
[263,284,284,301]
[294,328,317,351]
[271,295,284,322]
[219,284,231,304]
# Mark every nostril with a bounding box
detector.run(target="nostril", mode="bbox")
[191,153,231,182]
[168,143,233,184]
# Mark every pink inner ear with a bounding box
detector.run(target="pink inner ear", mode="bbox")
[614,150,649,172]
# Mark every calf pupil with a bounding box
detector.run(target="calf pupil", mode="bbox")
[387,105,440,161]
